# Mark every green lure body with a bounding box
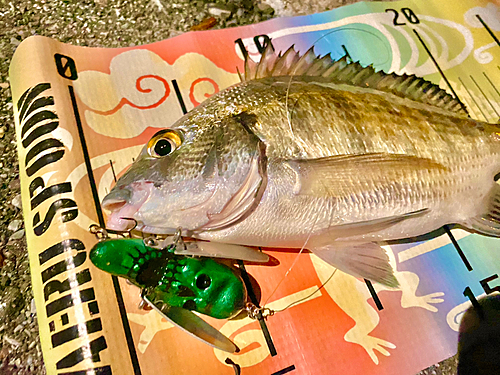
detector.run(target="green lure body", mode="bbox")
[89,238,247,319]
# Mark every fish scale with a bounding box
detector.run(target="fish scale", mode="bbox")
[231,80,492,162]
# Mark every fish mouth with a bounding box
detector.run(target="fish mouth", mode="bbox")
[102,183,152,232]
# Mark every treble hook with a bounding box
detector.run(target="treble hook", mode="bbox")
[139,286,155,310]
[143,227,186,252]
[98,217,137,237]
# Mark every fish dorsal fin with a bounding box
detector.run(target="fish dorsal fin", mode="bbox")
[240,44,467,116]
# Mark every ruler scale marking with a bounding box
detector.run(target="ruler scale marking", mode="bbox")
[412,29,468,115]
[476,15,500,49]
[470,75,500,119]
[458,77,488,121]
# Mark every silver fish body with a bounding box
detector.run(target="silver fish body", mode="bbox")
[103,47,500,286]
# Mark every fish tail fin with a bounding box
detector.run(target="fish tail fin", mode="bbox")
[466,183,500,237]
[310,242,399,287]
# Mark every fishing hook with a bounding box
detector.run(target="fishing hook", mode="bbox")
[119,217,138,232]
[142,227,186,252]
[138,286,155,310]
[137,286,154,310]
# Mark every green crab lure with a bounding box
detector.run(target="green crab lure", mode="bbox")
[90,236,247,319]
[89,225,268,352]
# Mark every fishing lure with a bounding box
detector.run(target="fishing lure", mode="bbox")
[89,226,268,352]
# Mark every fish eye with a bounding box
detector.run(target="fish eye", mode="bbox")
[196,274,211,290]
[147,130,182,158]
[154,138,174,156]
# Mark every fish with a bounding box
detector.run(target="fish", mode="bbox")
[89,236,268,352]
[102,43,500,287]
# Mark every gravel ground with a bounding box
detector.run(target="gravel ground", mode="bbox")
[0,0,458,373]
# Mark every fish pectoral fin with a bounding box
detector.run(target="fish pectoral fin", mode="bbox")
[143,293,238,353]
[314,208,429,241]
[174,241,269,263]
[286,153,447,198]
[311,242,399,288]
[465,182,500,237]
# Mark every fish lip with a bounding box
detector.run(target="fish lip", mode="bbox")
[101,187,132,212]
[103,182,153,232]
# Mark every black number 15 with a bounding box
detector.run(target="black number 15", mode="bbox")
[464,274,500,307]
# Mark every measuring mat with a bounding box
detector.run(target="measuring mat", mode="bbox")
[8,0,500,374]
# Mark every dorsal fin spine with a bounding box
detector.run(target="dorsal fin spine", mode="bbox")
[292,46,315,75]
[241,44,467,116]
[307,58,326,76]
[255,46,272,79]
[352,68,373,85]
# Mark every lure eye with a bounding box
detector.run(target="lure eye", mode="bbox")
[147,129,182,158]
[196,274,211,290]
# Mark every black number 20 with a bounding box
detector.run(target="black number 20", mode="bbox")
[386,8,420,25]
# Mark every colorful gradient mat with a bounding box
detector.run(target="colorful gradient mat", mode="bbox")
[9,0,500,374]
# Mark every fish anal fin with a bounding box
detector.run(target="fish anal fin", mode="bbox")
[287,153,447,198]
[311,242,399,288]
[311,209,429,245]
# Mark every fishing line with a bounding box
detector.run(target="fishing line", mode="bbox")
[263,200,324,307]
[272,268,337,313]
[284,75,294,137]
[308,27,392,67]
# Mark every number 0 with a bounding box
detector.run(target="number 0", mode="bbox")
[401,8,420,24]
